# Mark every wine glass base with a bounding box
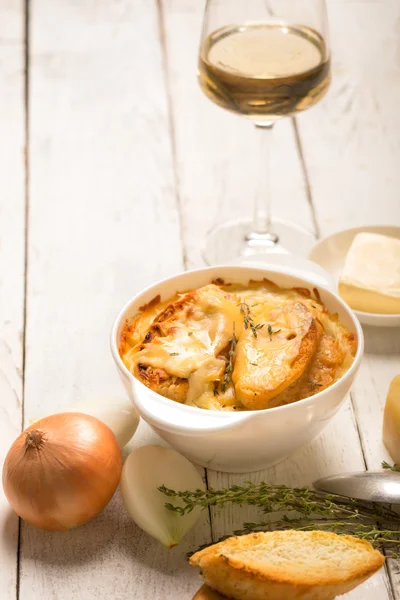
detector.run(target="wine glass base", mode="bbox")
[203,217,316,265]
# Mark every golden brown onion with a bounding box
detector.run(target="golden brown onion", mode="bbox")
[2,412,122,530]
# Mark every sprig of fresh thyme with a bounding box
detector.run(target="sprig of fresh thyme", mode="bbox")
[160,480,400,557]
[221,324,237,393]
[197,520,400,558]
[382,461,400,472]
[161,481,400,522]
[238,301,264,338]
[308,380,323,388]
[267,324,281,339]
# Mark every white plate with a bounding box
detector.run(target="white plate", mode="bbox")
[308,225,400,327]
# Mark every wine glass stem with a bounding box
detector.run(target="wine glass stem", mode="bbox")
[245,123,278,247]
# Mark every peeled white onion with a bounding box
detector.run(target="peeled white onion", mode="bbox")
[33,397,140,448]
[120,445,205,547]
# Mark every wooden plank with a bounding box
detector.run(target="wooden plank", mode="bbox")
[20,1,210,599]
[297,0,400,232]
[297,0,400,597]
[0,1,25,598]
[162,1,392,599]
[160,0,318,269]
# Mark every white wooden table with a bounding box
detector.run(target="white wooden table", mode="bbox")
[1,0,400,598]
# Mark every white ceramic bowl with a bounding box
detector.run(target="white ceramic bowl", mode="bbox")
[111,265,364,473]
[308,225,400,327]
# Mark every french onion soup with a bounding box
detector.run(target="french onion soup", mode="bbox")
[119,279,356,411]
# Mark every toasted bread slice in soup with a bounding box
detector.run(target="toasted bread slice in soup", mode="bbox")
[268,322,342,408]
[122,284,243,403]
[190,531,384,600]
[233,302,319,410]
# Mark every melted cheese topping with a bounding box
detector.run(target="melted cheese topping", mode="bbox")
[124,285,243,379]
[233,302,317,409]
[186,358,228,409]
[120,280,356,411]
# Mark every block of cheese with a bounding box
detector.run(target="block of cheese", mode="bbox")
[339,232,400,314]
[383,375,400,464]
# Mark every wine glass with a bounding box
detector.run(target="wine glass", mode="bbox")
[198,0,331,264]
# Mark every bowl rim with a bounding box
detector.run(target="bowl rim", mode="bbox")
[308,224,400,320]
[110,264,364,420]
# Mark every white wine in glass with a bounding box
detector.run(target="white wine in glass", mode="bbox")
[198,0,331,264]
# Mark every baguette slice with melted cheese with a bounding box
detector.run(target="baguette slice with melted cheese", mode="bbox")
[233,302,319,410]
[122,284,243,403]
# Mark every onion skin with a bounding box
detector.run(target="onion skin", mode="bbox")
[2,413,122,530]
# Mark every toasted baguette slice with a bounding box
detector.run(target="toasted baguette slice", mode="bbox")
[233,302,319,409]
[190,531,384,600]
[268,323,343,408]
[192,585,229,600]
